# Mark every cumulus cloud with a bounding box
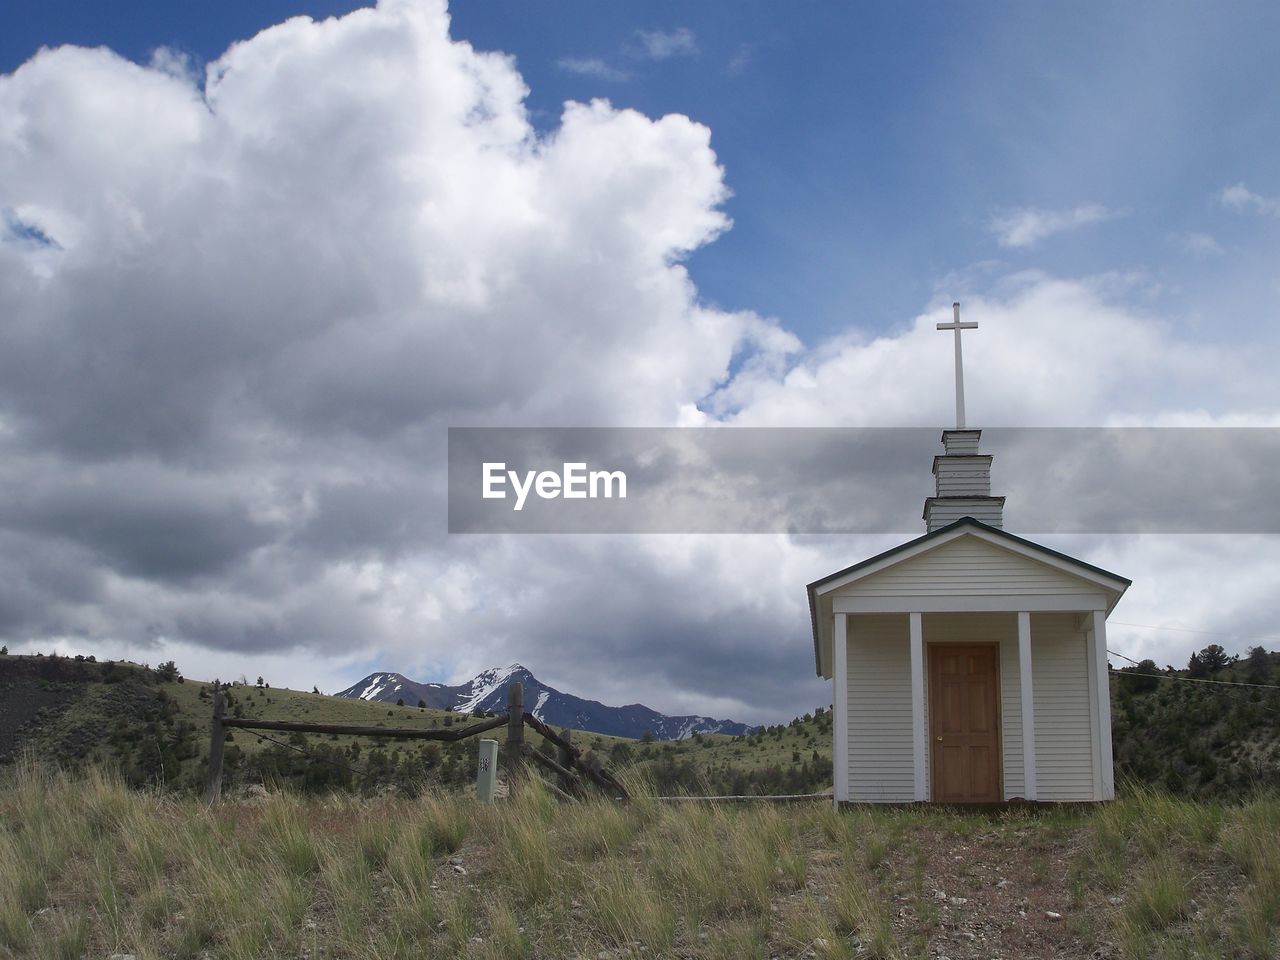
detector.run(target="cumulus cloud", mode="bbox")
[703,275,1250,430]
[0,0,791,698]
[1,0,1278,722]
[636,28,698,61]
[988,203,1121,248]
[1220,181,1280,217]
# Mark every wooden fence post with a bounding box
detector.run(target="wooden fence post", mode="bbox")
[204,690,226,804]
[504,682,524,776]
[556,727,574,794]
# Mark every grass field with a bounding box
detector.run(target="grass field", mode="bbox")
[163,674,826,781]
[1,759,1277,960]
[171,680,629,759]
[2,654,830,797]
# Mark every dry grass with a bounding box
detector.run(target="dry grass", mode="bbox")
[0,761,1277,960]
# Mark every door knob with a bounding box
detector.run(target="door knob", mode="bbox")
[935,736,943,742]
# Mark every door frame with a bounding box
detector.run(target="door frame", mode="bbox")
[927,641,1003,803]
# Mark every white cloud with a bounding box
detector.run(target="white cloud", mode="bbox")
[1220,181,1280,217]
[1,0,1278,722]
[703,274,1254,430]
[1174,231,1224,257]
[556,56,629,82]
[0,0,802,714]
[636,28,698,61]
[988,203,1121,248]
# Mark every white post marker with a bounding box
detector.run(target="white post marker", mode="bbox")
[937,302,978,429]
[476,738,499,804]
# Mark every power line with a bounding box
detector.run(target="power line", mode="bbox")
[1107,648,1280,690]
[1110,620,1280,647]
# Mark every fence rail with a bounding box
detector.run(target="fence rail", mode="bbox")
[219,714,509,742]
[203,681,628,804]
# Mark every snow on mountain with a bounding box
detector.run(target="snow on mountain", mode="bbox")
[456,663,526,714]
[347,673,405,701]
[532,689,551,721]
[336,663,756,741]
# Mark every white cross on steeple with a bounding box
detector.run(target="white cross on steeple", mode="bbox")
[936,302,978,429]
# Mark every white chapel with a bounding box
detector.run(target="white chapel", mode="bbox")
[807,305,1130,804]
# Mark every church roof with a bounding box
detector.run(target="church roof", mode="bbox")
[806,517,1132,675]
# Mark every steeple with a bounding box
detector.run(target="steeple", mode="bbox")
[923,429,1005,531]
[924,303,1004,531]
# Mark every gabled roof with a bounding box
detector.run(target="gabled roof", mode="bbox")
[807,517,1132,674]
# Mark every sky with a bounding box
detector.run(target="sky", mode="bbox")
[1,0,1279,724]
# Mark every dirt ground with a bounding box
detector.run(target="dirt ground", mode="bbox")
[793,815,1114,960]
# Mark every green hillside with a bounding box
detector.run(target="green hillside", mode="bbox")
[623,708,833,796]
[1111,645,1280,797]
[0,654,629,795]
[3,642,1278,800]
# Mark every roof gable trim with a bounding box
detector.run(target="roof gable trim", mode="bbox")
[808,519,1131,597]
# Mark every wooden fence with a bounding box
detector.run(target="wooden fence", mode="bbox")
[204,681,628,804]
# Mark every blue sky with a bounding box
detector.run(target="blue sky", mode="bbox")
[7,1,1278,346]
[2,1,1279,718]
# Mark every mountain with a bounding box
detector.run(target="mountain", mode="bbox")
[335,663,757,741]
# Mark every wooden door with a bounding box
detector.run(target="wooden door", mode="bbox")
[928,644,1001,803]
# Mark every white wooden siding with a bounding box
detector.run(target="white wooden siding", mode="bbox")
[941,430,981,455]
[924,498,1005,531]
[1032,614,1095,801]
[934,456,992,496]
[837,537,1097,599]
[846,615,914,802]
[841,609,1099,805]
[1000,635,1025,800]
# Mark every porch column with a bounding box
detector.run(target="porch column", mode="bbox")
[1088,610,1116,800]
[1017,611,1037,801]
[909,611,926,801]
[833,612,849,804]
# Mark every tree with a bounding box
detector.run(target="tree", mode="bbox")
[1187,652,1207,678]
[256,676,264,688]
[1245,646,1272,684]
[417,698,426,709]
[640,730,656,744]
[155,660,181,682]
[396,697,404,707]
[1196,644,1230,674]
[0,645,7,655]
[1121,659,1161,694]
